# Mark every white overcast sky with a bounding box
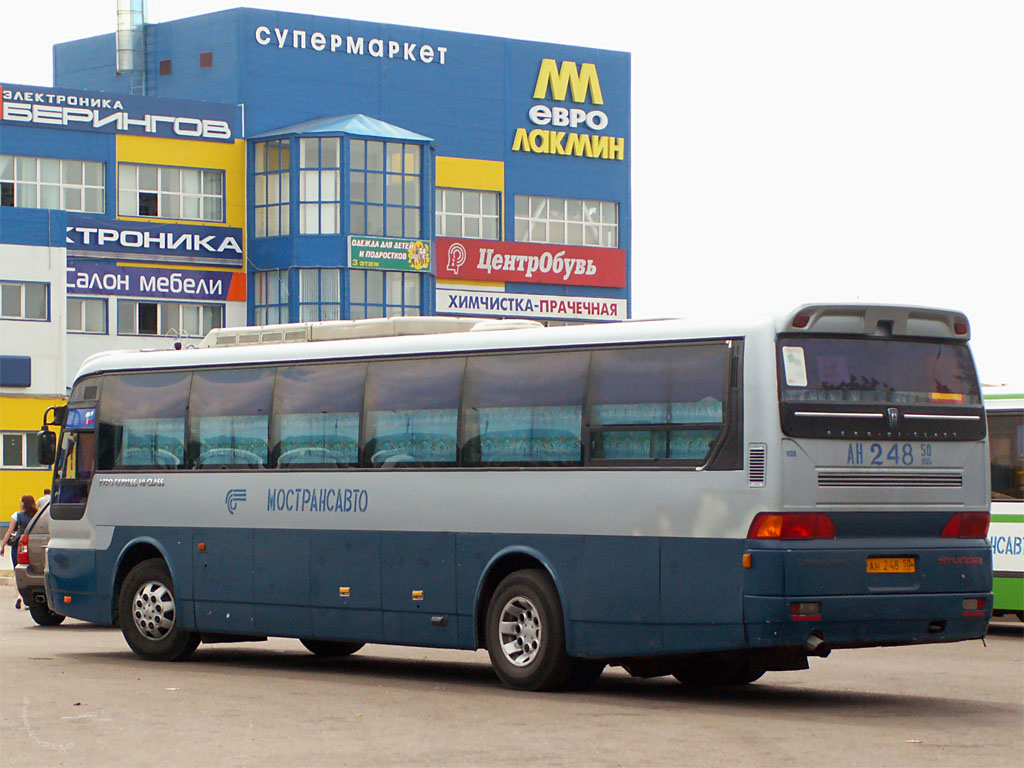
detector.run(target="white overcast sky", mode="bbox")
[2,1,1021,385]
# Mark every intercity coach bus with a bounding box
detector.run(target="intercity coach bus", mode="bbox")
[41,304,992,690]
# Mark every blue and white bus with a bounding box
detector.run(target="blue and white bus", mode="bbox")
[41,304,992,690]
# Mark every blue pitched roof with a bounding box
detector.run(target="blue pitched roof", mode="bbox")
[251,114,432,142]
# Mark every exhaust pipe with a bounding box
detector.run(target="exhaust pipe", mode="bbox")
[804,633,831,658]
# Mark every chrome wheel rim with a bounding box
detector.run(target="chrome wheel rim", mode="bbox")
[498,596,543,667]
[132,580,176,641]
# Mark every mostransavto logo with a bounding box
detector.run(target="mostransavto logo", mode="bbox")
[225,489,247,514]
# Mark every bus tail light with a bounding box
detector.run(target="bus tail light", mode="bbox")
[16,534,29,565]
[790,602,821,620]
[961,598,985,616]
[747,513,836,540]
[941,512,990,539]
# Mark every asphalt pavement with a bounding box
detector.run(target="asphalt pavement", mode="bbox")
[1,584,1021,768]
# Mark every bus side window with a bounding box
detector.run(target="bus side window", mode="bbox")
[462,350,588,466]
[190,367,275,469]
[363,357,464,467]
[98,371,192,470]
[273,362,366,468]
[988,411,1024,501]
[588,343,730,463]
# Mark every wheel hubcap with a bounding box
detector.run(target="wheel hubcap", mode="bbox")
[498,596,543,667]
[132,580,176,641]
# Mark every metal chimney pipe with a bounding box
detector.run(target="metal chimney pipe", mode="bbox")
[116,0,147,94]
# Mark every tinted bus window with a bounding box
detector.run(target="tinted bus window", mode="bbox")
[273,363,366,467]
[363,357,464,467]
[779,338,981,405]
[462,351,588,466]
[989,411,1023,501]
[190,367,274,468]
[589,344,728,462]
[99,372,191,469]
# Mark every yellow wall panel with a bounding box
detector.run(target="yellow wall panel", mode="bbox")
[116,136,247,230]
[436,157,504,192]
[0,395,64,526]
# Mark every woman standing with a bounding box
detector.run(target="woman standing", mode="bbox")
[2,495,36,609]
[2,494,37,571]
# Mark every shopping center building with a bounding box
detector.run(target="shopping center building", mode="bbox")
[0,7,630,510]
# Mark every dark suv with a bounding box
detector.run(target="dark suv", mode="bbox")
[14,507,66,626]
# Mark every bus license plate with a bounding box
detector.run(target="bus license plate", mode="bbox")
[866,557,915,574]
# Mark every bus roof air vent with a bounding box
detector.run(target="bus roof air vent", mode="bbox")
[199,316,483,348]
[470,319,545,332]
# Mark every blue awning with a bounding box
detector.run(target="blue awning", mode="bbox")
[250,114,432,142]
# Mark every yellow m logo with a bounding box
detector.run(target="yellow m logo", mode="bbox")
[532,59,604,106]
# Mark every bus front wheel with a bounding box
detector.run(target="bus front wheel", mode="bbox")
[117,558,199,662]
[485,569,573,691]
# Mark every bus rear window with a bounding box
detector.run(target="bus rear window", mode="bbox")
[778,337,981,406]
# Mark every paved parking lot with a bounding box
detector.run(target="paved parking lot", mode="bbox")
[1,584,1021,768]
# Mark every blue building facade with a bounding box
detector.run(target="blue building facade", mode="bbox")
[54,8,631,325]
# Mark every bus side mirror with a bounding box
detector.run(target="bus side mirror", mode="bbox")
[46,405,67,427]
[37,429,57,466]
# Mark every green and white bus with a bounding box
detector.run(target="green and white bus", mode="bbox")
[985,386,1023,620]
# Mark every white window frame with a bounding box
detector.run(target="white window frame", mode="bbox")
[0,154,104,213]
[435,188,500,239]
[0,281,49,321]
[67,296,109,334]
[1,431,47,469]
[514,195,618,248]
[118,163,224,222]
[116,299,224,337]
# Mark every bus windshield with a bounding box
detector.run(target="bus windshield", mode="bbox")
[778,337,981,406]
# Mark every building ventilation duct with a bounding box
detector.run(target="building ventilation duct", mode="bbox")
[116,0,147,95]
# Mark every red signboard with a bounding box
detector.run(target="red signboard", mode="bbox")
[436,237,626,288]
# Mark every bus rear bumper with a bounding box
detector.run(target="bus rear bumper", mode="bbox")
[744,593,991,649]
[44,548,112,625]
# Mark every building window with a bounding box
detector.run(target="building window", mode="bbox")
[350,139,421,239]
[514,195,618,248]
[118,163,224,222]
[297,268,341,322]
[1,432,47,469]
[0,155,104,213]
[117,299,223,337]
[67,297,108,334]
[436,189,499,239]
[1,281,49,321]
[254,270,290,325]
[159,59,172,76]
[349,268,421,320]
[253,140,290,237]
[299,137,341,235]
[200,51,213,68]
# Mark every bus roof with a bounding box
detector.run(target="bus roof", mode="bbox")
[70,302,974,381]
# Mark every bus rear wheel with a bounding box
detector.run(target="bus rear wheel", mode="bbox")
[485,569,573,691]
[299,639,364,657]
[117,558,199,661]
